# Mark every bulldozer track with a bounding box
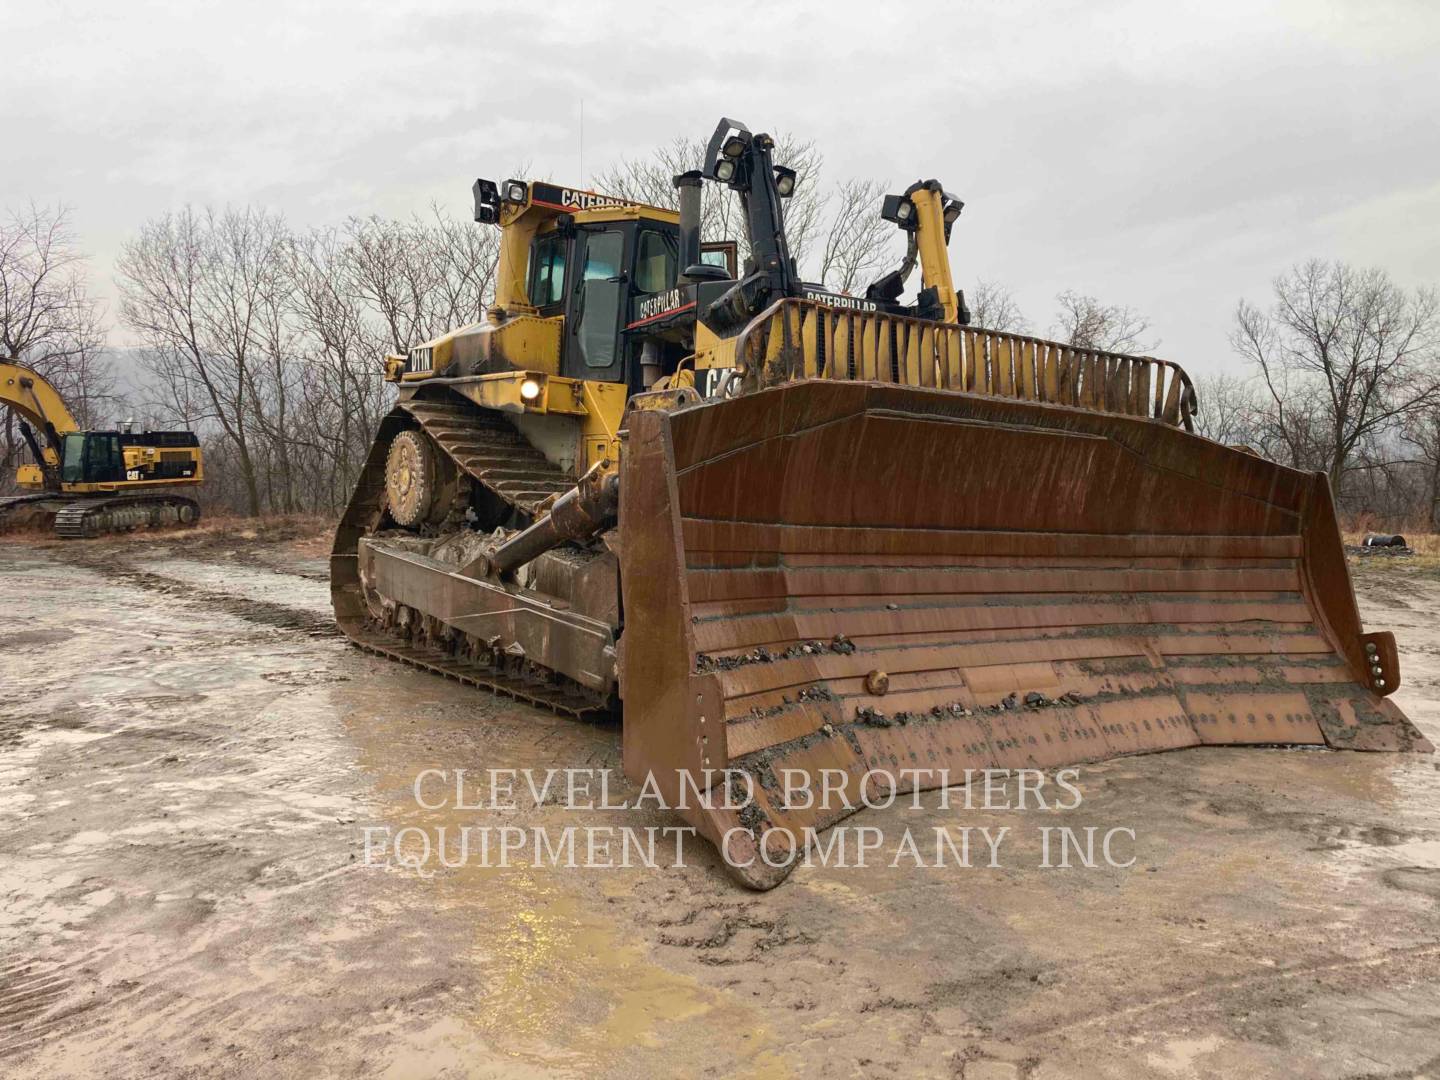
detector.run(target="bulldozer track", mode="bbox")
[332,391,608,718]
[344,626,604,717]
[401,396,574,516]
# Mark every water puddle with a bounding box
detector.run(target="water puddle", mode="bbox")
[335,678,789,1077]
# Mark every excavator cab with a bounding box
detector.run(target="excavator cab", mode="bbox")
[56,429,201,487]
[60,431,124,484]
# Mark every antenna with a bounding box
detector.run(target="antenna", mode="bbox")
[579,98,585,183]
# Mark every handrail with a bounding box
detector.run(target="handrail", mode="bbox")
[731,298,1197,431]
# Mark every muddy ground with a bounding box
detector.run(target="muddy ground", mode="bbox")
[3,530,1440,1079]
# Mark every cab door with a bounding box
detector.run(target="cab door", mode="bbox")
[564,226,627,382]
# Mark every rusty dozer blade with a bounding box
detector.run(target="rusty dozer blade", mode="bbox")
[618,380,1432,889]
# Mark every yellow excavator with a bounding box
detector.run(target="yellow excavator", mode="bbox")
[332,117,1431,888]
[0,359,203,537]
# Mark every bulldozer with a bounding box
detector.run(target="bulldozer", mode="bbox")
[0,358,203,537]
[332,117,1431,888]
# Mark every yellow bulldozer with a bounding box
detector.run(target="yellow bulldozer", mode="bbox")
[1,358,203,537]
[332,117,1431,888]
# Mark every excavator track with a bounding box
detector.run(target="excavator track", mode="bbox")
[0,492,70,530]
[1,491,199,537]
[52,493,201,539]
[331,392,610,718]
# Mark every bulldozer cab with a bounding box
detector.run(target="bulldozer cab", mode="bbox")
[467,178,739,394]
[475,181,690,392]
[531,214,734,389]
[555,219,678,384]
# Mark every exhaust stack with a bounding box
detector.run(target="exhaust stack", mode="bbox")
[674,170,704,279]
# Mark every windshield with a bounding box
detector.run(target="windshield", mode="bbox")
[61,433,85,484]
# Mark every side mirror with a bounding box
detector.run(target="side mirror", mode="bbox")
[681,263,732,284]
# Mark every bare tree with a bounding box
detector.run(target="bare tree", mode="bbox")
[593,129,846,283]
[1051,290,1154,353]
[343,208,499,352]
[344,214,425,353]
[419,204,500,334]
[1231,259,1440,495]
[0,203,109,479]
[116,200,498,518]
[1401,404,1440,528]
[287,226,394,512]
[1192,371,1263,447]
[968,280,1028,333]
[813,178,896,295]
[117,206,290,514]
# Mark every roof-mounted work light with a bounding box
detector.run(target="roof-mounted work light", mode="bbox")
[773,165,797,198]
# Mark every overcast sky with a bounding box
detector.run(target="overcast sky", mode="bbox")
[5,0,1438,375]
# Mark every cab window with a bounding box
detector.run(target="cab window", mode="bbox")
[529,232,567,307]
[84,434,123,482]
[61,433,85,484]
[576,230,626,369]
[633,230,677,294]
[582,230,624,283]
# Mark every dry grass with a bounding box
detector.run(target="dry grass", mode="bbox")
[7,511,336,557]
[182,513,336,557]
[1341,528,1440,578]
[1341,530,1440,555]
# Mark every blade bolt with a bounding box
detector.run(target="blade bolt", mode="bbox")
[1374,678,1387,689]
[865,669,890,696]
[1365,642,1379,655]
[1371,665,1383,677]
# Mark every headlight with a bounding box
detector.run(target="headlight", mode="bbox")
[520,378,541,401]
[715,158,736,182]
[722,135,748,158]
[896,200,913,222]
[773,165,796,197]
[504,180,528,204]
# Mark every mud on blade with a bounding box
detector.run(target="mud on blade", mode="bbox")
[618,381,1432,889]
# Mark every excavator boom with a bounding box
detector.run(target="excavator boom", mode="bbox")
[1,359,80,471]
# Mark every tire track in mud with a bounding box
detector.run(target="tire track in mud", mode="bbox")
[1006,939,1440,1043]
[0,952,111,1058]
[55,550,338,638]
